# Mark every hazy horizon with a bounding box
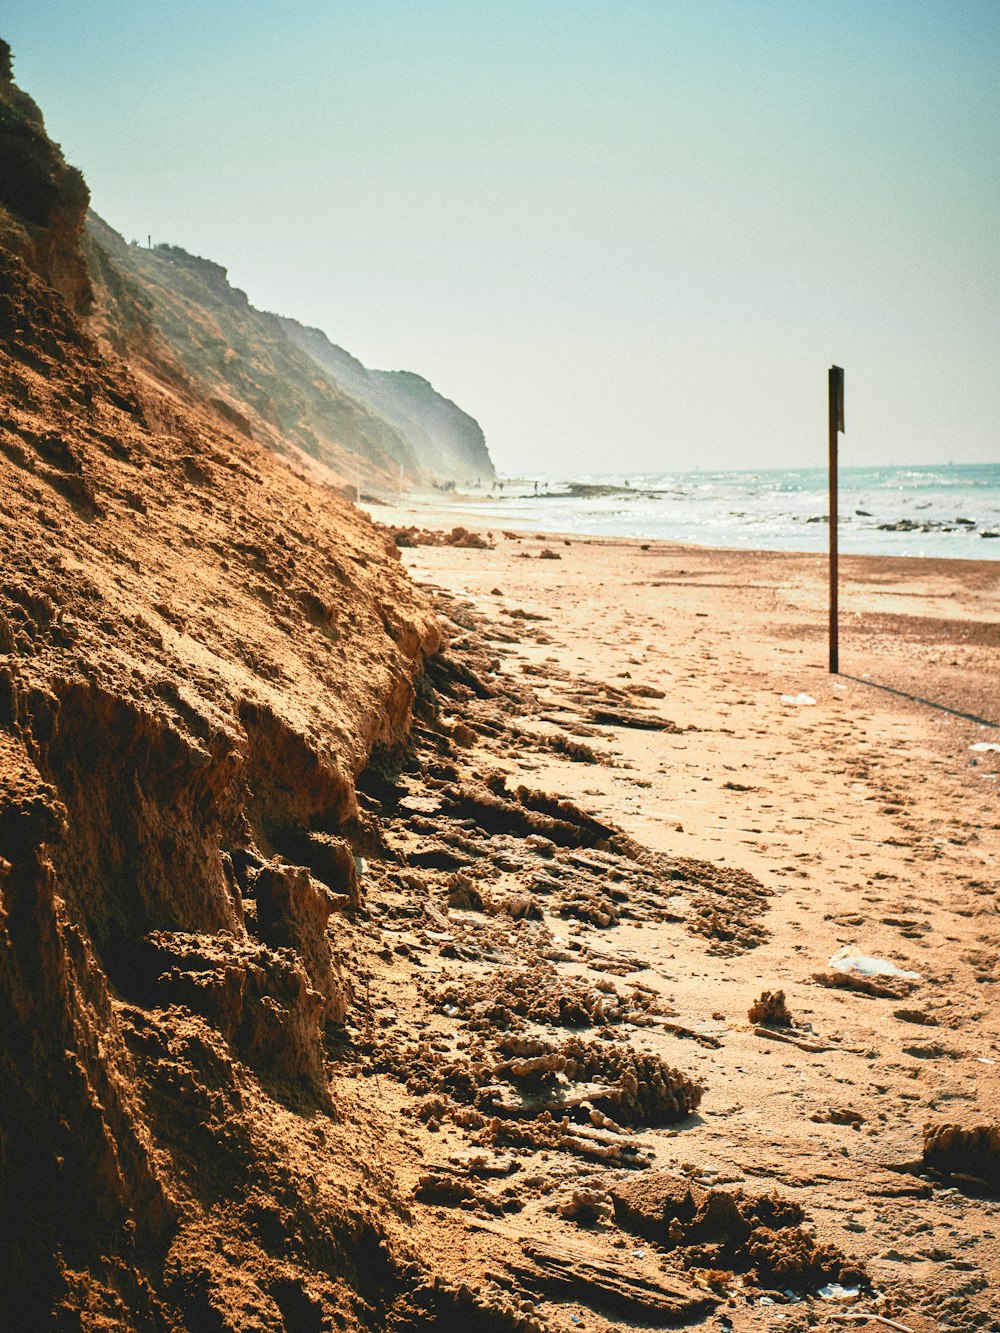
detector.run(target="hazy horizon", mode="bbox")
[489,460,1000,481]
[6,1,998,474]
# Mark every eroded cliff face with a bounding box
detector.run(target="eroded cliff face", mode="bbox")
[278,317,495,486]
[0,39,92,316]
[83,213,422,488]
[0,50,444,1328]
[83,212,495,490]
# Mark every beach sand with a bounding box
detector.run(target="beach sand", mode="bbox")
[347,514,1000,1331]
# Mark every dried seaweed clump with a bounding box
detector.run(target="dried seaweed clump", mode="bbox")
[610,1174,865,1292]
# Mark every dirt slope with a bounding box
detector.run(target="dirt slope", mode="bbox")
[0,44,458,1328]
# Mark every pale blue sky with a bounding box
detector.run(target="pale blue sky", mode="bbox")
[6,1,999,471]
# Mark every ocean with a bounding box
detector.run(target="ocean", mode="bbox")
[452,463,1000,561]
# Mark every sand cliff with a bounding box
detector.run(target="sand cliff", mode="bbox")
[277,316,494,488]
[0,44,444,1326]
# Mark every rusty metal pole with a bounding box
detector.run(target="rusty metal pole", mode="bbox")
[828,366,843,673]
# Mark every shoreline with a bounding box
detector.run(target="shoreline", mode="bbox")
[361,483,1000,563]
[385,499,1000,734]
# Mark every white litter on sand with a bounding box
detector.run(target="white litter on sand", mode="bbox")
[818,1282,861,1301]
[828,946,920,980]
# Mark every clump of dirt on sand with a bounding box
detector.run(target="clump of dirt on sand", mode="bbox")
[390,524,492,549]
[387,1029,702,1129]
[923,1122,1000,1191]
[436,962,662,1030]
[747,988,794,1026]
[609,1173,866,1292]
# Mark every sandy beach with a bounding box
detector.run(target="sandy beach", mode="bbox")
[343,511,1000,1331]
[5,22,1000,1328]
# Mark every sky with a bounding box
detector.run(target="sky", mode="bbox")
[5,1,999,474]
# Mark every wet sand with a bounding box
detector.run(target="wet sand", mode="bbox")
[351,515,1000,1331]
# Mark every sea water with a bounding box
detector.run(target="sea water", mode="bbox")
[462,463,1000,560]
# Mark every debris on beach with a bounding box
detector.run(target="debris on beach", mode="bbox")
[813,948,921,999]
[747,989,794,1027]
[922,1122,1000,1191]
[827,947,920,981]
[608,1173,866,1292]
[554,1187,616,1224]
[390,523,493,548]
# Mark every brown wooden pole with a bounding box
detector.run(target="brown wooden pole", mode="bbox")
[828,366,841,674]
